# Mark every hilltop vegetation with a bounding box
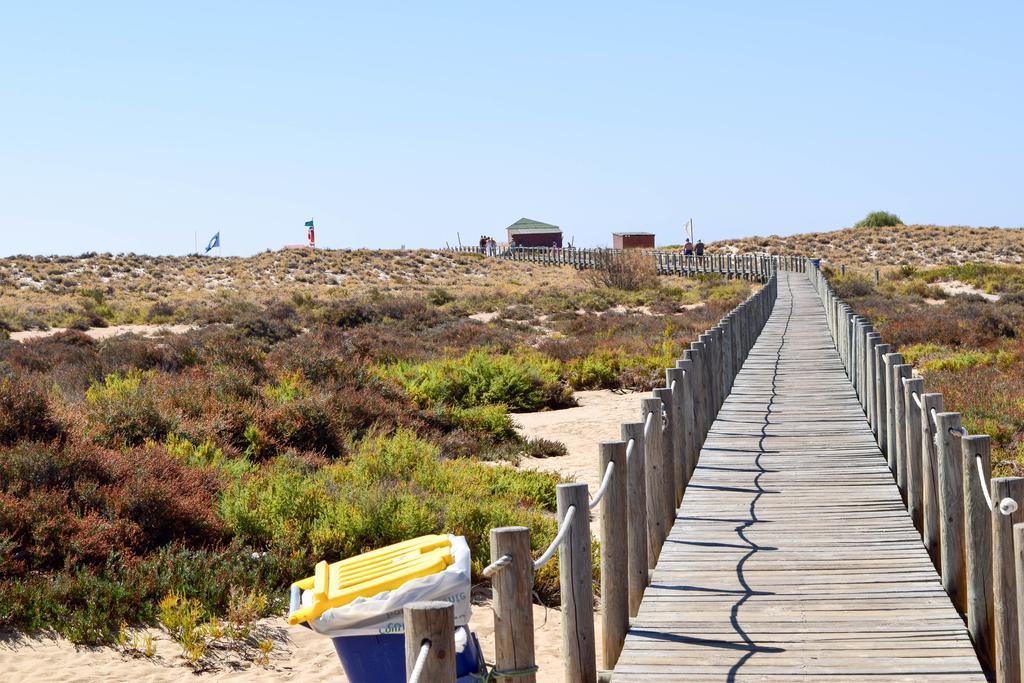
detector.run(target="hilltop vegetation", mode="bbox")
[0,255,753,654]
[0,249,595,332]
[712,224,1024,267]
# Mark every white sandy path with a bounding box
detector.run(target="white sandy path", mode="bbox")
[9,324,197,342]
[0,391,637,682]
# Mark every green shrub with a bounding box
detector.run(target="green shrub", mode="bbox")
[85,370,173,448]
[440,404,518,441]
[0,545,300,645]
[383,350,572,412]
[218,430,563,596]
[854,211,903,228]
[520,437,567,459]
[165,434,254,480]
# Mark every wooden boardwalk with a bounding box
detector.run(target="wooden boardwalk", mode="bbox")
[612,272,987,682]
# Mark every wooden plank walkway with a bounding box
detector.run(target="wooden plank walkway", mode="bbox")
[612,272,987,682]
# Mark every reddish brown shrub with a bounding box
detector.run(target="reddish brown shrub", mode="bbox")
[0,377,63,445]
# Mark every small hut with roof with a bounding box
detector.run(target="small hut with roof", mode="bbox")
[505,218,563,248]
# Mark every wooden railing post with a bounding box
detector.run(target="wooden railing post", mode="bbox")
[666,367,687,504]
[698,333,719,415]
[883,352,903,470]
[1015,524,1024,682]
[641,397,667,560]
[903,377,925,533]
[893,364,913,500]
[991,477,1024,683]
[600,441,629,670]
[621,422,649,615]
[685,345,708,443]
[490,527,537,683]
[675,359,699,482]
[935,412,967,613]
[404,601,456,682]
[961,435,994,669]
[653,386,678,525]
[920,393,945,569]
[556,483,596,683]
[865,332,881,430]
[873,344,891,450]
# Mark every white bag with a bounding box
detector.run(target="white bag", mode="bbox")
[305,535,472,638]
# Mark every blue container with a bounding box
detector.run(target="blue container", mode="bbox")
[332,627,485,683]
[810,258,822,269]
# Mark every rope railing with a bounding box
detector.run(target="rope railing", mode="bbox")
[973,454,1020,516]
[589,462,615,510]
[806,257,1024,681]
[408,641,432,683]
[533,505,576,572]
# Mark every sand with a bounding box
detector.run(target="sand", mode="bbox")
[515,389,647,493]
[0,603,572,682]
[934,279,1000,301]
[0,391,632,681]
[10,324,197,342]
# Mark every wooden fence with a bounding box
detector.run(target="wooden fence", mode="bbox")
[448,245,806,282]
[807,261,1024,682]
[402,267,788,681]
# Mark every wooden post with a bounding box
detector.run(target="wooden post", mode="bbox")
[961,435,994,669]
[490,527,537,683]
[699,333,719,414]
[935,412,966,613]
[865,332,881,430]
[404,601,456,682]
[621,422,649,616]
[920,393,944,569]
[666,368,687,504]
[686,345,708,443]
[675,359,698,482]
[991,477,1024,683]
[641,397,667,561]
[903,377,925,533]
[849,316,861,395]
[883,353,903,472]
[600,441,628,669]
[874,344,892,451]
[1015,524,1024,682]
[893,364,913,500]
[556,482,597,683]
[653,387,678,527]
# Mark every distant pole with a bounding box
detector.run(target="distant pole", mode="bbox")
[457,232,462,248]
[194,231,197,256]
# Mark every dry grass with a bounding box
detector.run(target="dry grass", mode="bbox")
[0,249,707,331]
[712,224,1024,268]
[580,250,658,291]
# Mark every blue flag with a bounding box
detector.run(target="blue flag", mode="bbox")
[205,232,220,253]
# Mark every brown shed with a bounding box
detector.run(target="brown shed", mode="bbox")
[506,218,563,248]
[613,232,655,249]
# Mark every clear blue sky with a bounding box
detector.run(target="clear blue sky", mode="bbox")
[2,2,1021,256]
